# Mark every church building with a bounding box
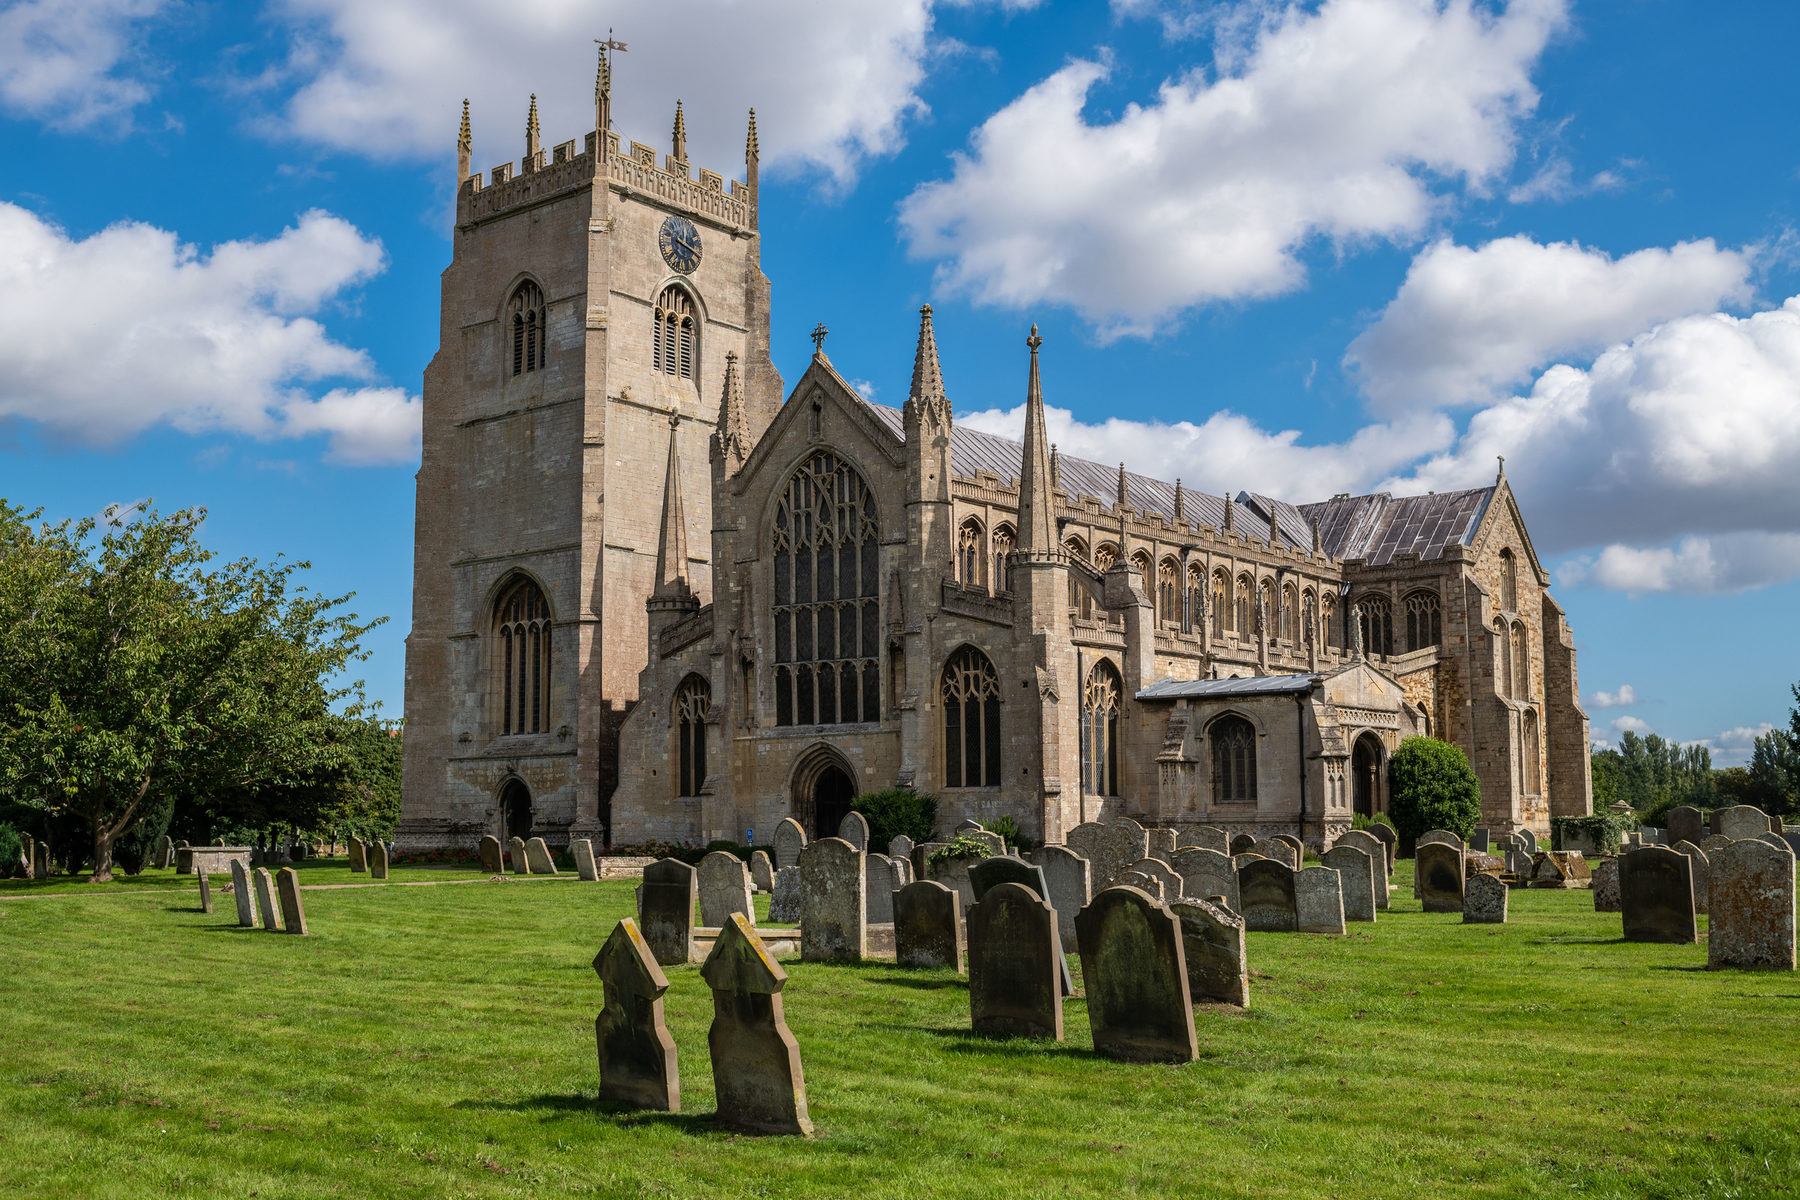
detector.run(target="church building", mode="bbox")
[396,69,1592,855]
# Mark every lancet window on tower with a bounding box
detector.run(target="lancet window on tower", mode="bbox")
[508,281,545,376]
[1500,548,1518,612]
[1235,575,1253,635]
[653,284,697,380]
[495,575,551,735]
[673,675,710,798]
[1082,660,1122,798]
[1512,620,1530,699]
[941,645,1001,789]
[1210,715,1258,806]
[957,519,985,589]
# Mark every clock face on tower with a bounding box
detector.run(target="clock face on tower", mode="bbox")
[658,214,702,275]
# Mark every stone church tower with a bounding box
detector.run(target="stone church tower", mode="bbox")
[396,57,781,851]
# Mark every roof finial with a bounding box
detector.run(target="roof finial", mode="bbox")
[1224,490,1235,533]
[672,99,688,163]
[457,98,472,182]
[594,43,611,138]
[907,303,949,428]
[712,350,751,474]
[1017,324,1056,555]
[1117,462,1128,511]
[1496,453,1506,483]
[1174,478,1184,523]
[810,322,829,358]
[525,93,540,161]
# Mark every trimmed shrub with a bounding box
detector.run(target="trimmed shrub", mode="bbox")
[985,814,1037,852]
[850,788,938,855]
[1351,812,1396,833]
[1387,737,1482,843]
[0,823,20,878]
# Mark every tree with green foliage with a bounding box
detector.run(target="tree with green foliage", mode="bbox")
[1386,736,1482,843]
[849,787,937,854]
[1747,726,1798,819]
[0,502,381,881]
[1591,731,1714,824]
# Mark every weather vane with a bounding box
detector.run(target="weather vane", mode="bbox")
[595,29,628,51]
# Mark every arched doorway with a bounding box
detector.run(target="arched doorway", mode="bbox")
[499,778,533,844]
[791,746,858,840]
[1351,734,1383,817]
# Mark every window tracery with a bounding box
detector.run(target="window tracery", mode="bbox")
[941,646,1001,788]
[772,451,880,727]
[508,281,545,376]
[495,576,551,735]
[673,675,710,797]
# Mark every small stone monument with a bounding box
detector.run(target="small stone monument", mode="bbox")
[197,870,213,914]
[1320,845,1377,923]
[773,818,807,871]
[837,811,870,853]
[230,858,257,927]
[370,841,389,881]
[33,840,50,879]
[478,835,504,874]
[593,918,679,1112]
[749,850,775,893]
[153,834,172,869]
[967,881,1062,1040]
[1620,846,1696,943]
[701,914,813,1137]
[276,867,308,935]
[1176,825,1230,854]
[697,851,755,928]
[1707,839,1795,970]
[799,837,866,962]
[509,836,529,875]
[1416,841,1465,912]
[888,834,915,863]
[1075,887,1198,1062]
[1334,830,1390,909]
[572,838,599,882]
[865,854,903,924]
[1170,897,1248,1006]
[1171,847,1238,913]
[1674,840,1709,913]
[349,838,367,873]
[1462,871,1508,923]
[254,868,281,932]
[1237,858,1298,932]
[525,837,557,875]
[768,867,801,923]
[1295,866,1346,934]
[1591,857,1621,912]
[894,880,964,971]
[1035,844,1091,949]
[638,858,699,966]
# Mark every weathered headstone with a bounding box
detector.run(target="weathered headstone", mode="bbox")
[1171,847,1238,913]
[349,837,368,873]
[254,867,281,932]
[1368,822,1398,868]
[1700,833,1733,856]
[1591,857,1621,912]
[1320,845,1377,923]
[638,858,699,966]
[1667,806,1704,848]
[197,870,213,914]
[1416,841,1464,913]
[773,818,807,871]
[1237,859,1298,932]
[1069,817,1149,889]
[1233,852,1266,871]
[963,829,1006,856]
[1620,846,1696,944]
[572,838,599,882]
[1274,834,1306,862]
[1116,871,1164,902]
[799,837,866,962]
[1251,838,1299,871]
[478,835,504,874]
[1229,832,1257,856]
[276,867,308,935]
[1417,829,1460,850]
[1470,827,1491,853]
[749,850,775,893]
[153,834,172,870]
[1335,830,1391,909]
[1146,827,1178,862]
[19,832,34,879]
[888,834,915,864]
[968,855,1046,903]
[1127,857,1183,900]
[369,840,389,880]
[955,818,985,834]
[1170,897,1248,1006]
[702,914,813,1137]
[1035,845,1091,949]
[1674,840,1710,914]
[33,840,49,879]
[865,854,903,924]
[230,858,257,927]
[1716,805,1772,843]
[837,810,870,853]
[593,918,679,1112]
[1462,871,1508,924]
[894,880,964,971]
[525,837,558,875]
[1177,825,1230,854]
[1507,846,1535,878]
[509,835,529,875]
[967,881,1062,1039]
[1076,887,1198,1063]
[698,851,755,928]
[1295,866,1346,934]
[1708,839,1796,970]
[768,867,801,923]
[1529,850,1590,888]
[1758,831,1791,852]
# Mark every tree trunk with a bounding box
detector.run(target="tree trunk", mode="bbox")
[89,815,114,884]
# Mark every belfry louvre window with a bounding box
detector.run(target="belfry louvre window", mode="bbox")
[653,285,697,380]
[674,675,710,797]
[509,281,545,376]
[941,646,1001,788]
[1082,660,1122,798]
[772,451,880,727]
[1211,715,1257,805]
[1405,590,1442,651]
[496,576,551,735]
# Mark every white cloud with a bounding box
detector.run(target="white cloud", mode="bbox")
[1558,534,1800,596]
[901,0,1568,335]
[1613,715,1652,734]
[0,203,419,465]
[1704,723,1776,766]
[1589,684,1637,709]
[0,0,166,128]
[1505,156,1624,204]
[1347,236,1753,412]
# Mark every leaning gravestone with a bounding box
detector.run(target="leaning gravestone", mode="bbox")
[1367,822,1398,869]
[968,856,1074,993]
[1170,897,1248,1006]
[1275,834,1306,862]
[1620,845,1697,944]
[894,880,963,971]
[837,810,870,853]
[572,839,599,882]
[1591,857,1621,912]
[749,850,775,893]
[799,837,866,962]
[1127,857,1183,900]
[1715,805,1773,843]
[967,881,1062,1040]
[1667,806,1705,849]
[702,914,813,1137]
[865,854,904,924]
[1336,830,1391,909]
[956,818,985,834]
[525,837,558,875]
[1416,841,1465,913]
[276,867,308,935]
[1462,871,1508,924]
[1238,859,1298,932]
[1035,845,1091,949]
[509,836,529,875]
[1145,828,1178,862]
[638,858,699,967]
[1295,866,1346,934]
[478,835,504,874]
[1251,838,1299,871]
[349,838,368,873]
[697,851,755,928]
[767,867,801,923]
[773,819,807,871]
[230,859,257,927]
[1320,845,1377,923]
[1707,839,1796,970]
[1177,825,1230,855]
[254,868,281,932]
[888,834,915,864]
[1076,887,1198,1063]
[197,870,213,914]
[593,918,679,1112]
[1091,817,1150,889]
[370,841,390,881]
[1529,850,1590,889]
[1674,840,1710,914]
[1171,847,1238,913]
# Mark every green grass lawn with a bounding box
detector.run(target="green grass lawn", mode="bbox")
[1,860,1795,1199]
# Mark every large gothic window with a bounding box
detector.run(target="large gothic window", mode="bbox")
[509,281,545,376]
[673,675,710,797]
[1302,589,1318,647]
[1523,707,1542,795]
[1212,570,1229,637]
[1210,715,1257,806]
[1356,595,1394,656]
[1405,590,1442,651]
[1500,548,1518,612]
[1281,583,1298,643]
[1066,537,1092,620]
[1157,558,1180,625]
[1512,620,1530,699]
[956,519,985,589]
[495,576,551,735]
[1083,660,1122,797]
[991,524,1015,594]
[1186,565,1204,633]
[1235,575,1253,634]
[772,451,880,727]
[941,646,1001,788]
[653,284,697,380]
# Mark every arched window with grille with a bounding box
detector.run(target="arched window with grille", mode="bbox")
[1302,589,1317,647]
[1495,620,1513,697]
[673,675,710,797]
[1235,575,1253,635]
[1499,548,1518,612]
[1082,660,1122,797]
[1258,579,1276,636]
[1210,714,1257,806]
[652,284,697,380]
[495,575,552,735]
[1157,557,1180,625]
[941,646,1001,788]
[1321,593,1338,651]
[1405,589,1442,651]
[1186,564,1204,633]
[1065,536,1091,619]
[1281,583,1298,643]
[1512,620,1530,699]
[956,519,985,589]
[772,450,880,727]
[1523,707,1542,795]
[1094,543,1118,573]
[991,524,1015,594]
[508,281,545,377]
[1212,570,1229,636]
[1356,595,1394,656]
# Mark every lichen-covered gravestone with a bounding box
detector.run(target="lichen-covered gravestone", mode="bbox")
[369,841,389,881]
[593,918,679,1112]
[1416,841,1465,913]
[799,837,866,962]
[773,819,807,871]
[1591,857,1621,912]
[1229,833,1257,856]
[768,867,801,923]
[865,854,903,924]
[349,838,367,873]
[894,880,963,971]
[967,881,1062,1040]
[749,850,775,893]
[1251,838,1299,871]
[1237,859,1298,932]
[1089,817,1150,889]
[1320,845,1377,923]
[698,851,755,928]
[1707,839,1796,971]
[1035,845,1091,949]
[968,856,1073,993]
[1715,805,1773,842]
[1620,846,1696,944]
[509,836,529,875]
[572,839,599,882]
[1170,897,1248,1006]
[1667,805,1705,850]
[1700,833,1733,857]
[837,811,870,853]
[1177,825,1229,854]
[525,837,558,875]
[1368,822,1398,869]
[1116,871,1164,902]
[254,868,281,932]
[276,867,308,935]
[702,915,813,1137]
[1146,828,1178,863]
[1335,830,1390,909]
[638,858,699,967]
[888,834,915,864]
[230,858,257,927]
[1462,871,1508,924]
[1674,840,1709,914]
[1127,857,1183,900]
[1076,887,1198,1063]
[1171,848,1238,913]
[478,835,504,875]
[1295,866,1346,934]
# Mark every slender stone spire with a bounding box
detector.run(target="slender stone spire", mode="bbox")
[745,108,760,227]
[595,46,611,139]
[1117,462,1129,511]
[906,304,950,428]
[457,99,471,181]
[653,415,691,600]
[1496,453,1506,484]
[1174,478,1184,524]
[1312,517,1323,554]
[1224,491,1235,533]
[525,93,540,161]
[672,99,688,162]
[712,351,751,474]
[1017,325,1056,554]
[1050,444,1060,489]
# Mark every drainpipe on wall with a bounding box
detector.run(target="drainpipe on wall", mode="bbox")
[1295,689,1310,847]
[1075,646,1087,825]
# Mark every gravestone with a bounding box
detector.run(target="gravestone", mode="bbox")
[349,838,367,873]
[1515,828,1538,854]
[892,856,913,887]
[1115,871,1164,902]
[34,841,50,879]
[1233,852,1266,871]
[1127,857,1183,900]
[963,858,1072,996]
[370,841,389,880]
[525,837,558,875]
[1470,827,1491,853]
[572,839,599,882]
[1620,846,1697,943]
[230,858,257,927]
[799,837,866,962]
[1076,887,1198,1062]
[750,850,775,893]
[1674,840,1709,914]
[1507,846,1535,879]
[865,854,903,924]
[773,818,807,871]
[1700,833,1733,856]
[509,836,529,875]
[254,868,281,932]
[1758,832,1790,852]
[1237,859,1298,932]
[276,867,308,935]
[1251,838,1299,871]
[894,880,964,971]
[702,915,813,1137]
[153,835,172,870]
[1707,839,1796,970]
[955,818,985,834]
[698,851,755,928]
[1146,827,1178,862]
[1295,866,1346,934]
[927,850,980,909]
[1715,805,1772,843]
[1462,871,1508,924]
[1320,845,1377,923]
[1417,830,1459,850]
[837,811,870,853]
[1335,830,1391,909]
[1035,845,1091,949]
[1177,825,1229,854]
[963,829,1006,856]
[1171,847,1238,913]
[1529,850,1590,888]
[1591,857,1621,912]
[19,832,33,879]
[1170,897,1248,1006]
[1416,842,1465,913]
[1074,817,1149,889]
[1668,807,1707,845]
[1274,834,1305,862]
[1229,833,1257,856]
[1367,822,1398,869]
[593,918,679,1112]
[768,867,801,923]
[197,870,213,914]
[478,835,504,874]
[966,881,1062,1039]
[638,858,699,967]
[888,834,915,863]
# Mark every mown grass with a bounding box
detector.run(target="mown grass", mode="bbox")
[0,859,1795,1199]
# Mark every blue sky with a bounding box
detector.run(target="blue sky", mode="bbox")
[1,0,1796,763]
